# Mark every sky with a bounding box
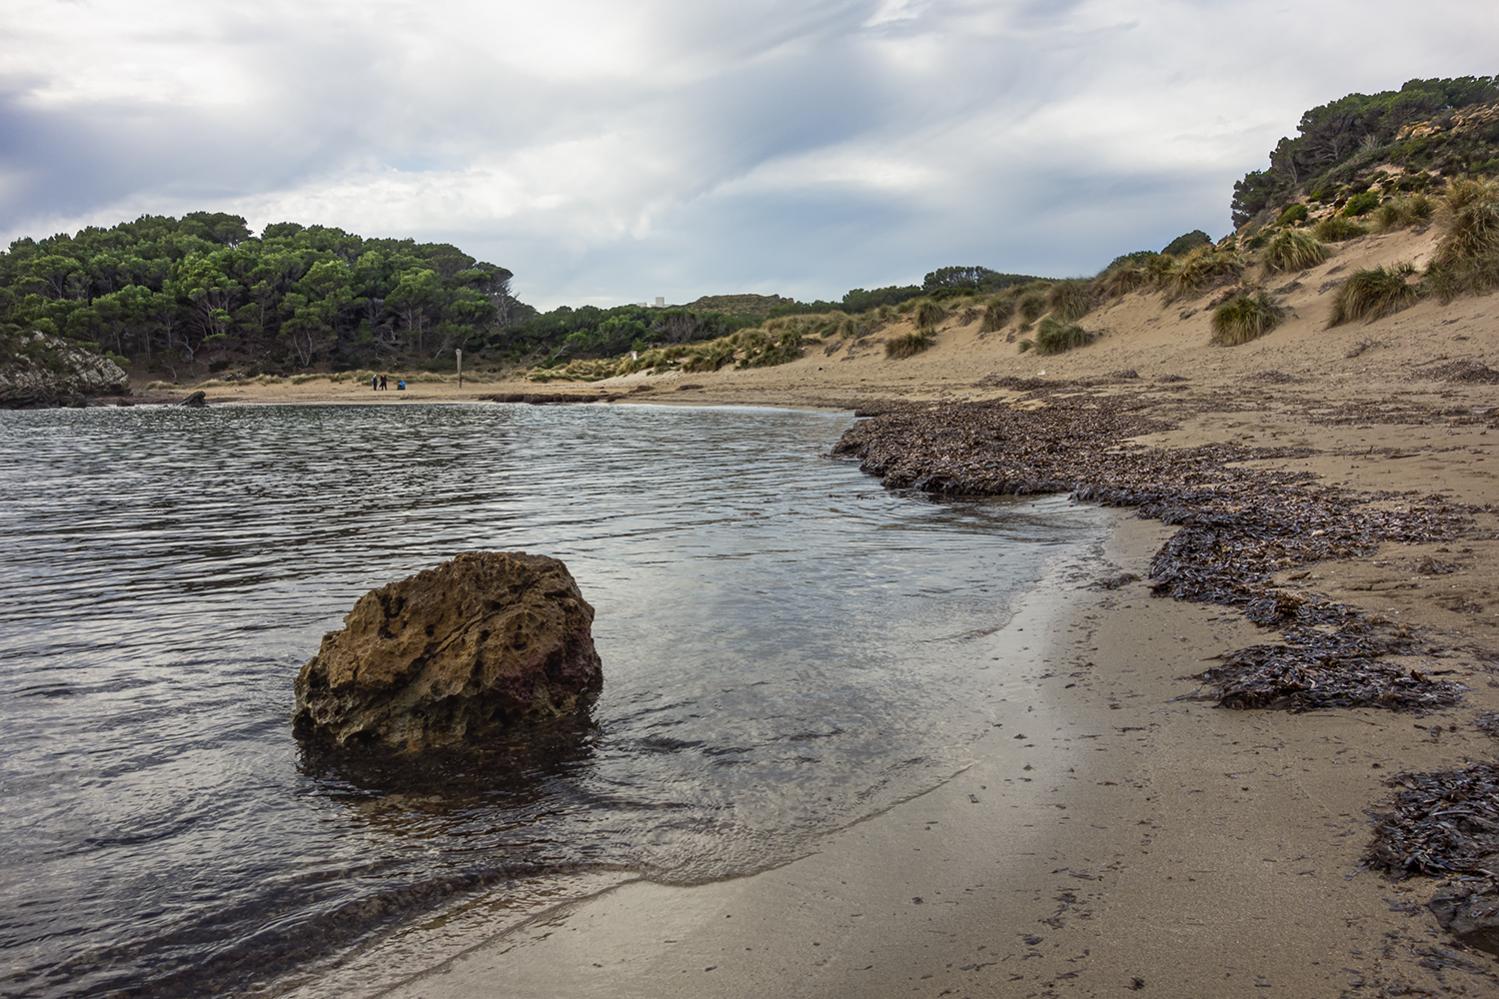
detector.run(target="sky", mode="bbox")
[1,1,1496,310]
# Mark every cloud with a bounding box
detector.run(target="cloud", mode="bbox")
[1,0,1496,308]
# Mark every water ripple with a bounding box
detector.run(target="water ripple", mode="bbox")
[0,402,1104,997]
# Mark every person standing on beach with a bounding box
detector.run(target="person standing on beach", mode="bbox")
[371,374,378,391]
[379,374,388,391]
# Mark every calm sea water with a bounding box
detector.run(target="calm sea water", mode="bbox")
[0,402,1104,997]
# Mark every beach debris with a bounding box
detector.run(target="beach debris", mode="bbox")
[1422,360,1499,384]
[1368,763,1499,955]
[180,390,207,407]
[1199,629,1462,711]
[293,552,602,752]
[834,395,1471,713]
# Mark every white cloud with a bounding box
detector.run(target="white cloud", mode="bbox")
[2,0,1497,308]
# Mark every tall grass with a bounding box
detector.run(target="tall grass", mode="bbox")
[1327,265,1422,327]
[1164,246,1243,299]
[1210,292,1287,346]
[915,300,947,331]
[980,298,1014,333]
[1033,317,1097,355]
[1373,193,1435,232]
[1047,279,1092,322]
[1424,178,1499,301]
[1263,229,1330,273]
[1313,216,1365,242]
[1018,292,1048,323]
[885,330,935,359]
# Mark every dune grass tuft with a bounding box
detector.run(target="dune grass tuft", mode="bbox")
[1327,265,1422,327]
[1263,229,1330,273]
[915,300,947,331]
[1047,279,1093,322]
[1032,316,1097,355]
[1424,178,1499,302]
[1018,291,1048,323]
[885,330,935,359]
[1211,292,1287,346]
[1313,216,1366,242]
[1164,246,1244,299]
[980,298,1014,333]
[1374,193,1435,232]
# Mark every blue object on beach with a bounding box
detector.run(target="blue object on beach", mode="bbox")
[397,379,406,390]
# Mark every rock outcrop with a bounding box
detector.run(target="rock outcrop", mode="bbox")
[293,552,603,752]
[0,331,129,408]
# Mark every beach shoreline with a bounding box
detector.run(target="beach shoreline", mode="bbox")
[376,511,1499,997]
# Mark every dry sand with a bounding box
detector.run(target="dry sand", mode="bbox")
[212,227,1499,996]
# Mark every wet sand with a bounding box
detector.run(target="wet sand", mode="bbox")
[379,516,1498,997]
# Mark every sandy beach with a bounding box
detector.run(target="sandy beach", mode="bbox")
[175,225,1499,996]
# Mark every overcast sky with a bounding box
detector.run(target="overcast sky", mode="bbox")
[1,1,1495,309]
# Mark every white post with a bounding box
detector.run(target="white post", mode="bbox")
[456,348,463,388]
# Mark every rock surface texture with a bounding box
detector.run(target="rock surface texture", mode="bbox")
[0,331,129,408]
[293,552,602,752]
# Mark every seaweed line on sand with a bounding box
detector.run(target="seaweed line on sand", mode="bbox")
[832,393,1474,712]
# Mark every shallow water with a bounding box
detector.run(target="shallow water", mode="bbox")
[0,402,1104,997]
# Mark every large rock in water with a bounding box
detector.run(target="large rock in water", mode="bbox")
[0,331,129,408]
[293,552,602,752]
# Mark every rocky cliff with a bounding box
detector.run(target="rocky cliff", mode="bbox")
[0,331,129,408]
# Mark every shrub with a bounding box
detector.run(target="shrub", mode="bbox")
[1033,316,1097,355]
[1211,292,1287,346]
[1017,338,1033,353]
[1164,246,1244,298]
[1162,229,1213,256]
[1327,265,1422,326]
[980,298,1014,333]
[1018,292,1048,322]
[1263,229,1331,273]
[1313,216,1366,242]
[915,300,947,331]
[885,330,934,359]
[1047,279,1092,322]
[1341,191,1381,217]
[1277,203,1310,226]
[1424,178,1499,301]
[1374,193,1435,231]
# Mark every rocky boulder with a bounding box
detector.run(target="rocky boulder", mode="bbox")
[293,552,603,752]
[0,331,129,408]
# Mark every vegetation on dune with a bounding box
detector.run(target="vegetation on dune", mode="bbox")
[1327,265,1422,326]
[1264,229,1331,273]
[1313,216,1367,242]
[1018,291,1049,323]
[1277,203,1310,226]
[1373,193,1435,231]
[1046,279,1093,322]
[1425,177,1499,301]
[1096,258,1155,298]
[1164,246,1244,299]
[1032,316,1097,355]
[1232,76,1499,225]
[980,297,1014,333]
[1211,292,1288,346]
[915,299,947,330]
[1341,191,1382,217]
[885,330,936,359]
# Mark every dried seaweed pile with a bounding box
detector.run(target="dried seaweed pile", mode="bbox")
[1423,360,1499,384]
[1371,765,1499,878]
[835,396,1471,712]
[1367,765,1499,955]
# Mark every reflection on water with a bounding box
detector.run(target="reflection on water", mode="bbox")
[0,402,1104,997]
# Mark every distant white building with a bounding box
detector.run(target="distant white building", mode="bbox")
[654,296,665,308]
